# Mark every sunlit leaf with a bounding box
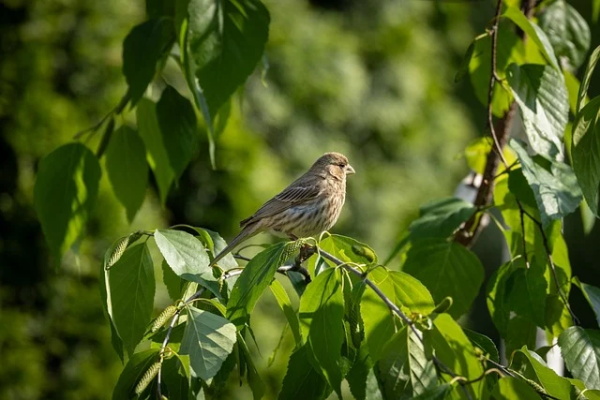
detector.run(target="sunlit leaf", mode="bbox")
[105,126,148,222]
[503,5,559,69]
[34,143,101,259]
[506,64,568,160]
[467,25,522,116]
[511,139,582,226]
[403,239,484,318]
[180,306,237,380]
[154,229,219,296]
[511,348,572,399]
[559,327,600,390]
[109,243,155,356]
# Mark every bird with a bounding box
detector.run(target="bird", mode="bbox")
[211,152,355,266]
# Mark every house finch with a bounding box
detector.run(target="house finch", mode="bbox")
[211,152,355,266]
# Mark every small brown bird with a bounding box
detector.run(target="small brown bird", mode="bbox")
[211,152,355,265]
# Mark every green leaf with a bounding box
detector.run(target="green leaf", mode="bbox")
[161,355,192,400]
[104,126,148,222]
[227,242,292,328]
[538,0,591,70]
[578,46,600,112]
[298,268,345,395]
[505,316,538,359]
[122,18,175,106]
[156,85,198,180]
[279,345,331,400]
[572,96,600,216]
[467,26,522,116]
[34,143,101,259]
[376,326,436,399]
[408,197,477,240]
[108,243,155,356]
[506,64,568,160]
[507,261,547,328]
[503,5,559,69]
[317,234,378,266]
[154,228,219,296]
[237,333,265,400]
[487,260,516,336]
[402,239,484,318]
[511,139,582,226]
[136,98,174,204]
[575,279,600,328]
[346,342,372,400]
[185,0,270,117]
[491,376,542,399]
[270,279,302,347]
[559,326,600,390]
[112,348,160,400]
[161,259,185,301]
[425,313,485,398]
[360,269,397,362]
[374,326,411,398]
[464,329,500,364]
[412,384,453,400]
[180,306,237,380]
[359,267,435,362]
[511,348,572,399]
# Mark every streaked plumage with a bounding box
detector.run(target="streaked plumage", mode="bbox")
[211,152,355,266]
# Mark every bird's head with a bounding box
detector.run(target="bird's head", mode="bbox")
[312,152,355,180]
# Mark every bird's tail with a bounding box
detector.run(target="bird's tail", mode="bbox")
[210,223,260,266]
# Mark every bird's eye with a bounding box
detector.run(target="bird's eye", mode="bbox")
[337,163,346,168]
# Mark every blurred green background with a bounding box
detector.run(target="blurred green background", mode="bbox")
[1,0,599,398]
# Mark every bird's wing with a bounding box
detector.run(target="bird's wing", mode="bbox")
[240,180,322,227]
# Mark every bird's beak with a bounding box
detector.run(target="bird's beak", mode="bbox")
[346,164,356,175]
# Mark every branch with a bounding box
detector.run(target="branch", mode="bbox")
[455,0,516,247]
